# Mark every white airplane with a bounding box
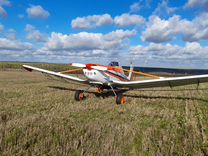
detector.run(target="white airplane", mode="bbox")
[23,61,208,105]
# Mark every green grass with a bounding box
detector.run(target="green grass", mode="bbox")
[0,68,208,155]
[0,62,73,71]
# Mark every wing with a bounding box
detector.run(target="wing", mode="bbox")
[23,65,88,84]
[112,74,208,89]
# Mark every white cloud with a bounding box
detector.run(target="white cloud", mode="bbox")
[129,0,152,13]
[0,38,34,61]
[0,37,33,51]
[129,42,208,68]
[6,28,16,40]
[141,15,181,43]
[153,0,177,17]
[182,12,208,42]
[0,0,10,6]
[128,43,208,68]
[142,12,208,43]
[0,6,7,17]
[37,29,136,57]
[114,13,145,27]
[71,13,145,28]
[25,24,47,42]
[17,14,24,19]
[0,23,34,59]
[45,29,135,51]
[71,14,113,29]
[0,23,4,31]
[130,2,141,13]
[26,5,50,19]
[185,0,208,9]
[0,0,10,17]
[130,42,208,58]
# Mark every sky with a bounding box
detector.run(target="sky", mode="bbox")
[0,0,208,68]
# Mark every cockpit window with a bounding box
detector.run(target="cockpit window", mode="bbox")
[108,61,119,67]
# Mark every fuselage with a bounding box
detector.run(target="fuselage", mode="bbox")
[83,66,129,84]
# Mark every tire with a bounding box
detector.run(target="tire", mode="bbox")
[75,90,84,101]
[116,93,125,105]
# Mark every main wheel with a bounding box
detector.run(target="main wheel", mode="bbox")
[116,93,125,105]
[96,86,104,93]
[75,90,84,101]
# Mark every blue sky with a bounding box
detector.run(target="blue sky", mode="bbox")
[0,0,208,68]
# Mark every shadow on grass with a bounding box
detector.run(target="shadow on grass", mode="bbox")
[48,86,208,103]
[134,88,208,92]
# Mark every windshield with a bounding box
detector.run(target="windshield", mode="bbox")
[108,61,119,67]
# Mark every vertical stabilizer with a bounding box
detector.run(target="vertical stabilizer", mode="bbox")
[127,62,133,80]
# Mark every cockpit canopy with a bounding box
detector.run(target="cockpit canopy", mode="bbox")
[108,61,119,67]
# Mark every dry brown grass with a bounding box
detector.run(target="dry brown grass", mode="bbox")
[0,70,208,155]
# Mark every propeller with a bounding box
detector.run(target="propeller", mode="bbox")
[70,63,107,71]
[70,63,86,68]
[91,66,107,71]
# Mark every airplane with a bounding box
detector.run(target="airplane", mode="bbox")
[23,61,208,105]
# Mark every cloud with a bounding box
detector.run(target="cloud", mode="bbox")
[129,0,152,13]
[185,0,208,10]
[130,2,141,13]
[0,0,10,6]
[182,12,208,42]
[0,6,7,17]
[0,23,34,59]
[153,0,177,18]
[114,13,145,27]
[129,42,208,67]
[71,14,113,29]
[141,15,181,43]
[25,24,47,42]
[130,42,207,58]
[0,0,10,17]
[6,28,16,40]
[128,42,208,68]
[142,12,208,43]
[0,37,33,51]
[37,29,136,57]
[0,23,4,32]
[26,5,50,19]
[71,13,145,29]
[17,14,24,19]
[0,38,34,61]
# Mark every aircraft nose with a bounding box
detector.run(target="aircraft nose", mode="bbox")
[86,64,93,70]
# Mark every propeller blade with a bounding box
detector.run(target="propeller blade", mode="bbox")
[91,66,108,71]
[70,63,86,68]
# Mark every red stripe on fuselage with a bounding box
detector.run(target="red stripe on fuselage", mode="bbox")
[104,71,127,81]
[86,64,123,73]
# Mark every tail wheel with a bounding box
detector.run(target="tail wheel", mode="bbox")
[75,90,84,101]
[116,93,125,105]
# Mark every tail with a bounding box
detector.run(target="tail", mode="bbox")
[127,62,133,80]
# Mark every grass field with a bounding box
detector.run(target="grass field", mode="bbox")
[0,62,72,71]
[0,65,208,155]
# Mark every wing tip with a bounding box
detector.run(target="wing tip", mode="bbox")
[22,65,33,72]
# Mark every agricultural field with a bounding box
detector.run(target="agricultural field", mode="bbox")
[0,63,208,155]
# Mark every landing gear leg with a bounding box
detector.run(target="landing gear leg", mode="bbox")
[116,93,125,105]
[109,84,125,107]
